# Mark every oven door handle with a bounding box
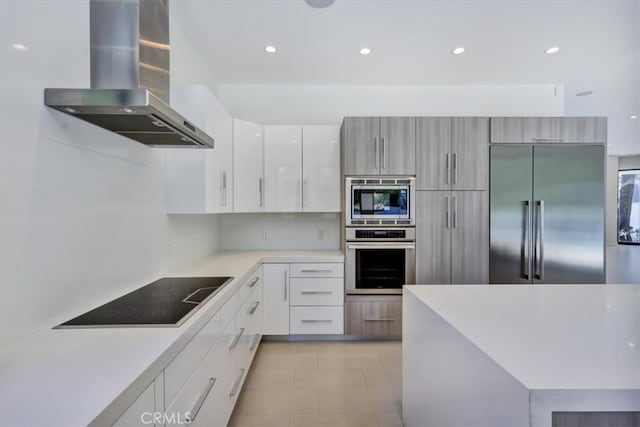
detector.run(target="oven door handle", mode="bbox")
[347,243,415,250]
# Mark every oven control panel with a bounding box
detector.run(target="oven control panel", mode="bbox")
[346,227,416,242]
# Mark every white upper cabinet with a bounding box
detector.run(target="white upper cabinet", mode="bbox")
[264,126,303,212]
[165,84,233,213]
[302,125,341,212]
[233,119,265,212]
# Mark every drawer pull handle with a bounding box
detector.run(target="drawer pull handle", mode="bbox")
[229,368,246,397]
[247,277,260,288]
[364,318,396,322]
[185,377,216,423]
[229,327,245,350]
[250,333,261,352]
[531,137,565,142]
[247,301,260,315]
[299,269,333,273]
[300,291,333,295]
[301,319,333,323]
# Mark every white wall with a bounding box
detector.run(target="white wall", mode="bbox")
[219,213,340,250]
[218,84,564,124]
[0,0,219,347]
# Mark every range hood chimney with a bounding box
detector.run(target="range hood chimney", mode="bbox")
[45,0,214,149]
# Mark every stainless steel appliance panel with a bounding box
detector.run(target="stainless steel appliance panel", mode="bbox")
[490,145,534,284]
[345,241,416,295]
[532,145,605,284]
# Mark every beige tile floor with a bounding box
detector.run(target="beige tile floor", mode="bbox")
[229,341,403,427]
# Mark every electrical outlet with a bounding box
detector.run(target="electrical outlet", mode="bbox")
[262,231,270,240]
[317,229,324,240]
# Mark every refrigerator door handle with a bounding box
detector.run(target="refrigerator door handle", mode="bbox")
[535,200,545,280]
[522,200,531,279]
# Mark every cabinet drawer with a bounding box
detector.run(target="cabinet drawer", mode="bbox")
[290,306,344,334]
[165,343,227,427]
[164,303,233,406]
[290,263,344,278]
[289,278,343,306]
[236,271,262,307]
[345,300,402,337]
[490,117,606,143]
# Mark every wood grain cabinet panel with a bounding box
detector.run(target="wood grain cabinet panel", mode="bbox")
[490,117,607,143]
[345,300,402,337]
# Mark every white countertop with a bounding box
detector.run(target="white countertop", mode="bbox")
[0,250,343,427]
[405,284,640,390]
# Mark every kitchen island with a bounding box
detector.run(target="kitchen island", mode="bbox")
[403,284,640,427]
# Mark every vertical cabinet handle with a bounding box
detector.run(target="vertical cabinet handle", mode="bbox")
[283,270,288,301]
[302,178,307,209]
[452,153,458,185]
[258,178,263,207]
[453,196,458,228]
[185,377,216,423]
[445,153,450,185]
[229,368,246,397]
[445,196,450,229]
[522,201,531,280]
[223,171,228,207]
[535,200,545,280]
[381,137,386,169]
[374,137,378,169]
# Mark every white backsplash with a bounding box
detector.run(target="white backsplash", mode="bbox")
[0,0,219,347]
[219,213,341,251]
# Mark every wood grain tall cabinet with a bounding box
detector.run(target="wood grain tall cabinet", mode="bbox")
[415,117,490,284]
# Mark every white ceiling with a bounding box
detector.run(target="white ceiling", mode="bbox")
[172,0,640,154]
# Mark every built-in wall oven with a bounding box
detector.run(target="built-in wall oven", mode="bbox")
[345,227,416,295]
[345,177,415,226]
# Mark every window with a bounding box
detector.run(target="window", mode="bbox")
[618,169,640,244]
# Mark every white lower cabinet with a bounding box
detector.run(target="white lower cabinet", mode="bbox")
[290,306,344,334]
[111,268,264,427]
[263,262,344,335]
[262,264,290,335]
[112,374,163,427]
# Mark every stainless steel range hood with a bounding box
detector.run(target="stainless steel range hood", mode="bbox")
[44,0,214,148]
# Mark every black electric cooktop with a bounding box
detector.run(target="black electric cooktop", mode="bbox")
[55,276,233,328]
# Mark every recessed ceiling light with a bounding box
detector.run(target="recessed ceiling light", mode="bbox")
[451,47,465,55]
[265,46,277,53]
[304,0,335,8]
[63,107,78,114]
[630,115,638,120]
[576,90,594,97]
[359,48,371,55]
[12,43,28,51]
[545,46,560,54]
[121,107,136,114]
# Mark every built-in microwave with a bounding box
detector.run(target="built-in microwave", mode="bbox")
[345,177,415,226]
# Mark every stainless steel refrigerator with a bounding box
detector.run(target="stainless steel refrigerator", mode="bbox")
[490,144,605,284]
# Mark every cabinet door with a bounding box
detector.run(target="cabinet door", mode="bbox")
[380,117,416,175]
[416,117,451,190]
[262,264,290,335]
[302,125,341,212]
[451,191,489,284]
[416,191,452,284]
[113,381,158,427]
[210,96,233,212]
[233,119,264,212]
[490,117,607,143]
[264,126,302,212]
[342,117,380,175]
[451,117,489,191]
